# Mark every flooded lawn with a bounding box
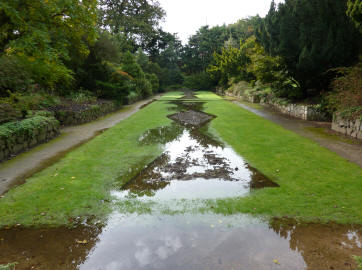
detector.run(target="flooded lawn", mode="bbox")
[1,93,361,269]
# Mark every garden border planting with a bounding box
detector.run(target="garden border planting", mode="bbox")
[225,91,328,121]
[53,101,120,126]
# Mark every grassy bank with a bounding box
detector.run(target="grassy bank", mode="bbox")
[0,92,182,227]
[198,92,362,224]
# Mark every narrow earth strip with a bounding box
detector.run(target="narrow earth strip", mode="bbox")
[231,99,362,167]
[0,95,161,195]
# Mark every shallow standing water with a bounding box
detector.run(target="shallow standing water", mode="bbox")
[0,93,361,269]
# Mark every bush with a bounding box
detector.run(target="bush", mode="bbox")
[0,56,32,95]
[183,72,214,90]
[136,77,153,97]
[126,91,141,104]
[271,71,302,100]
[0,103,22,124]
[146,73,159,93]
[68,90,97,104]
[0,116,59,142]
[95,80,132,103]
[327,63,362,120]
[0,91,60,117]
[0,55,74,95]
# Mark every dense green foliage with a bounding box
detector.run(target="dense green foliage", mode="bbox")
[0,0,98,92]
[257,0,361,97]
[347,0,362,32]
[0,116,58,143]
[99,0,165,50]
[327,63,362,120]
[179,0,361,107]
[0,0,184,108]
[181,18,259,75]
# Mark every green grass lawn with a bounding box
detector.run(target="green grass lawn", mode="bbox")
[0,92,182,227]
[0,91,361,227]
[198,92,362,224]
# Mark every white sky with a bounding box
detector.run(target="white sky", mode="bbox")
[158,0,283,43]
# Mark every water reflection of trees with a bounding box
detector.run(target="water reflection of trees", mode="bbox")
[270,218,362,270]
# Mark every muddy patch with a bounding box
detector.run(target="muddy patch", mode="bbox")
[168,110,215,127]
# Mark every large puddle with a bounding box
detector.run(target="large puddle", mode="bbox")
[1,213,361,269]
[1,93,361,269]
[116,95,277,202]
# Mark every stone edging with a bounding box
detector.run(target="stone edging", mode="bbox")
[332,115,362,140]
[0,117,60,162]
[225,92,328,121]
[54,101,120,126]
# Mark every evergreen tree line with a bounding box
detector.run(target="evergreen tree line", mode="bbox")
[180,0,362,104]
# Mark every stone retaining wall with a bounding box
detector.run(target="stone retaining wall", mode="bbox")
[225,92,328,121]
[260,98,328,121]
[0,116,60,162]
[332,115,362,139]
[55,102,119,126]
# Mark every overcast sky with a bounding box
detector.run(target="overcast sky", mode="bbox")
[158,0,283,43]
